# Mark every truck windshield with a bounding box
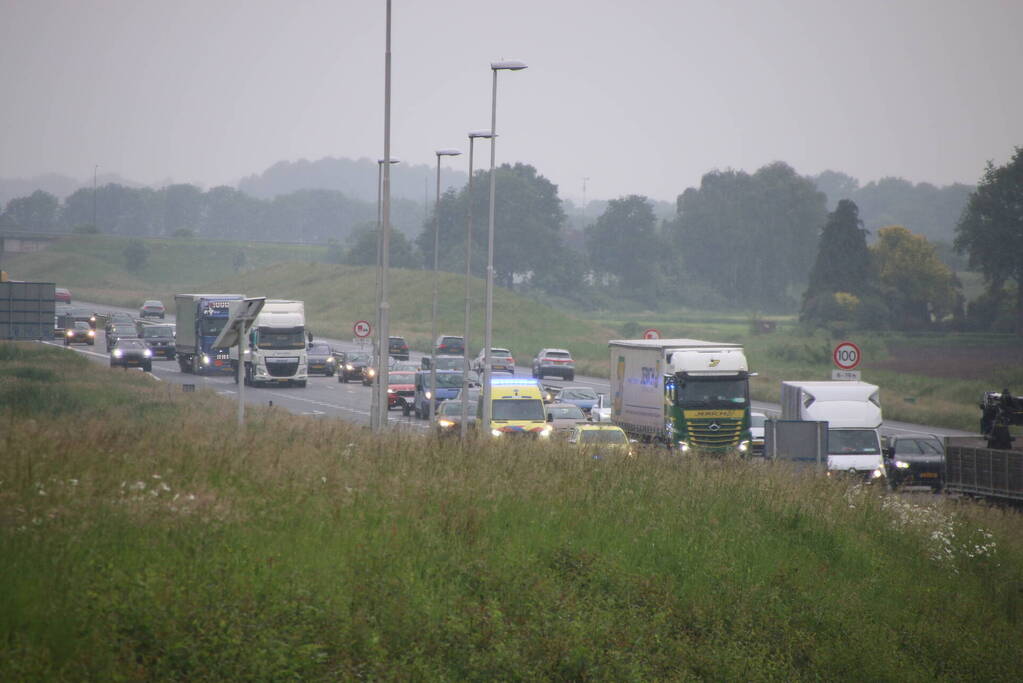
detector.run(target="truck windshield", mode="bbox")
[256,326,306,350]
[142,326,174,338]
[829,429,880,455]
[677,378,747,407]
[492,399,545,421]
[200,319,226,338]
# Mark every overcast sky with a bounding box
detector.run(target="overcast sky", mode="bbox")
[2,0,1021,201]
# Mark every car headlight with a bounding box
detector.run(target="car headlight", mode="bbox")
[871,468,886,479]
[87,330,95,337]
[438,419,455,428]
[345,364,354,371]
[678,441,690,453]
[367,368,376,377]
[202,355,211,365]
[539,426,552,438]
[113,349,123,358]
[425,391,432,400]
[327,357,335,363]
[89,316,96,322]
[387,388,395,394]
[143,349,152,357]
[491,429,503,437]
[894,460,911,469]
[66,330,74,337]
[738,440,749,453]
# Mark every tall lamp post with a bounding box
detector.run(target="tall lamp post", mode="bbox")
[372,157,400,432]
[92,165,99,231]
[460,130,493,438]
[429,148,462,421]
[481,59,527,435]
[374,0,394,433]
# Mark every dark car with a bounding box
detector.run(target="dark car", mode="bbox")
[64,321,95,345]
[413,370,466,419]
[68,307,99,330]
[434,335,465,356]
[338,351,373,384]
[139,324,176,359]
[110,338,152,372]
[884,435,945,491]
[106,323,139,351]
[434,399,477,437]
[106,312,135,334]
[307,342,337,376]
[139,300,166,319]
[532,348,575,381]
[388,336,410,361]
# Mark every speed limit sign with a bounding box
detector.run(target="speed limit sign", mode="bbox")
[833,341,861,370]
[353,320,372,338]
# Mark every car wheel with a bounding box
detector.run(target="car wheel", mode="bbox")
[326,370,334,377]
[88,340,94,346]
[567,373,575,381]
[143,363,152,372]
[297,380,307,388]
[403,404,411,417]
[414,404,422,419]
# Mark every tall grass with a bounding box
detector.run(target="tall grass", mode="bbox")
[2,341,1023,679]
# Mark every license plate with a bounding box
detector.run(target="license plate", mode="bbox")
[920,472,938,479]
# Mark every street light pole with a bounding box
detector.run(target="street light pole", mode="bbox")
[374,0,394,433]
[92,165,98,231]
[481,60,527,435]
[461,130,493,439]
[372,157,399,432]
[430,149,462,422]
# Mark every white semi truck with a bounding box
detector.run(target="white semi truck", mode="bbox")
[609,338,753,454]
[780,381,885,479]
[234,299,308,387]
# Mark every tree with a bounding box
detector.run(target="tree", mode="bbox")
[955,147,1023,334]
[801,200,882,326]
[345,225,418,269]
[585,195,663,302]
[123,239,150,272]
[1,190,60,231]
[871,226,958,328]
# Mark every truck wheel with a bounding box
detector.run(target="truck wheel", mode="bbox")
[567,372,575,381]
[143,363,152,372]
[403,403,411,417]
[414,404,422,419]
[297,380,307,388]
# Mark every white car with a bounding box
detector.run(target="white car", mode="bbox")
[750,411,767,456]
[472,347,516,374]
[590,393,612,422]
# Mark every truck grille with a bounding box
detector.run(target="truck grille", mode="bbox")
[266,358,299,377]
[683,410,744,449]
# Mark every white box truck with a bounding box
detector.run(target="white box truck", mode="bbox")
[609,339,753,454]
[234,299,308,387]
[780,381,885,479]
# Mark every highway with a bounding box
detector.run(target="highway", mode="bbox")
[57,300,974,439]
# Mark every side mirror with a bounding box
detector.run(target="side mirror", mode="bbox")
[307,331,313,343]
[546,413,554,422]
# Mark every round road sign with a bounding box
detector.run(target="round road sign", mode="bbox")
[643,328,661,340]
[833,341,861,370]
[353,320,372,338]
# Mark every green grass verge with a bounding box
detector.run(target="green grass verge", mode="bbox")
[2,341,1023,679]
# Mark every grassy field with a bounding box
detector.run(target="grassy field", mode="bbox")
[6,234,1019,431]
[2,341,1023,679]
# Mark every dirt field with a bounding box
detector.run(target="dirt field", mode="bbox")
[874,343,1023,382]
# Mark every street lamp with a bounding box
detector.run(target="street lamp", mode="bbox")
[481,59,527,435]
[461,130,493,438]
[372,157,400,431]
[374,0,394,433]
[93,165,99,231]
[430,148,462,422]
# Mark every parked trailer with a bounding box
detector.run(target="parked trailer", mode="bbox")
[944,436,1023,503]
[1,281,56,340]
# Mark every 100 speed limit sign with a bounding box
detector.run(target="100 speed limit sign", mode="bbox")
[833,341,862,370]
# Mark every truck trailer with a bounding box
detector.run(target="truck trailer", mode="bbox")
[780,380,885,479]
[608,338,752,453]
[1,280,55,340]
[174,293,244,375]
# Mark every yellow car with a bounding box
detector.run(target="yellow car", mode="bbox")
[568,424,634,457]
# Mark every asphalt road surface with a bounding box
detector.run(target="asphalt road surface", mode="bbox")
[59,300,974,439]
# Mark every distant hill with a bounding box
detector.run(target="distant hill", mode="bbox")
[237,156,469,204]
[811,170,973,245]
[0,172,145,206]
